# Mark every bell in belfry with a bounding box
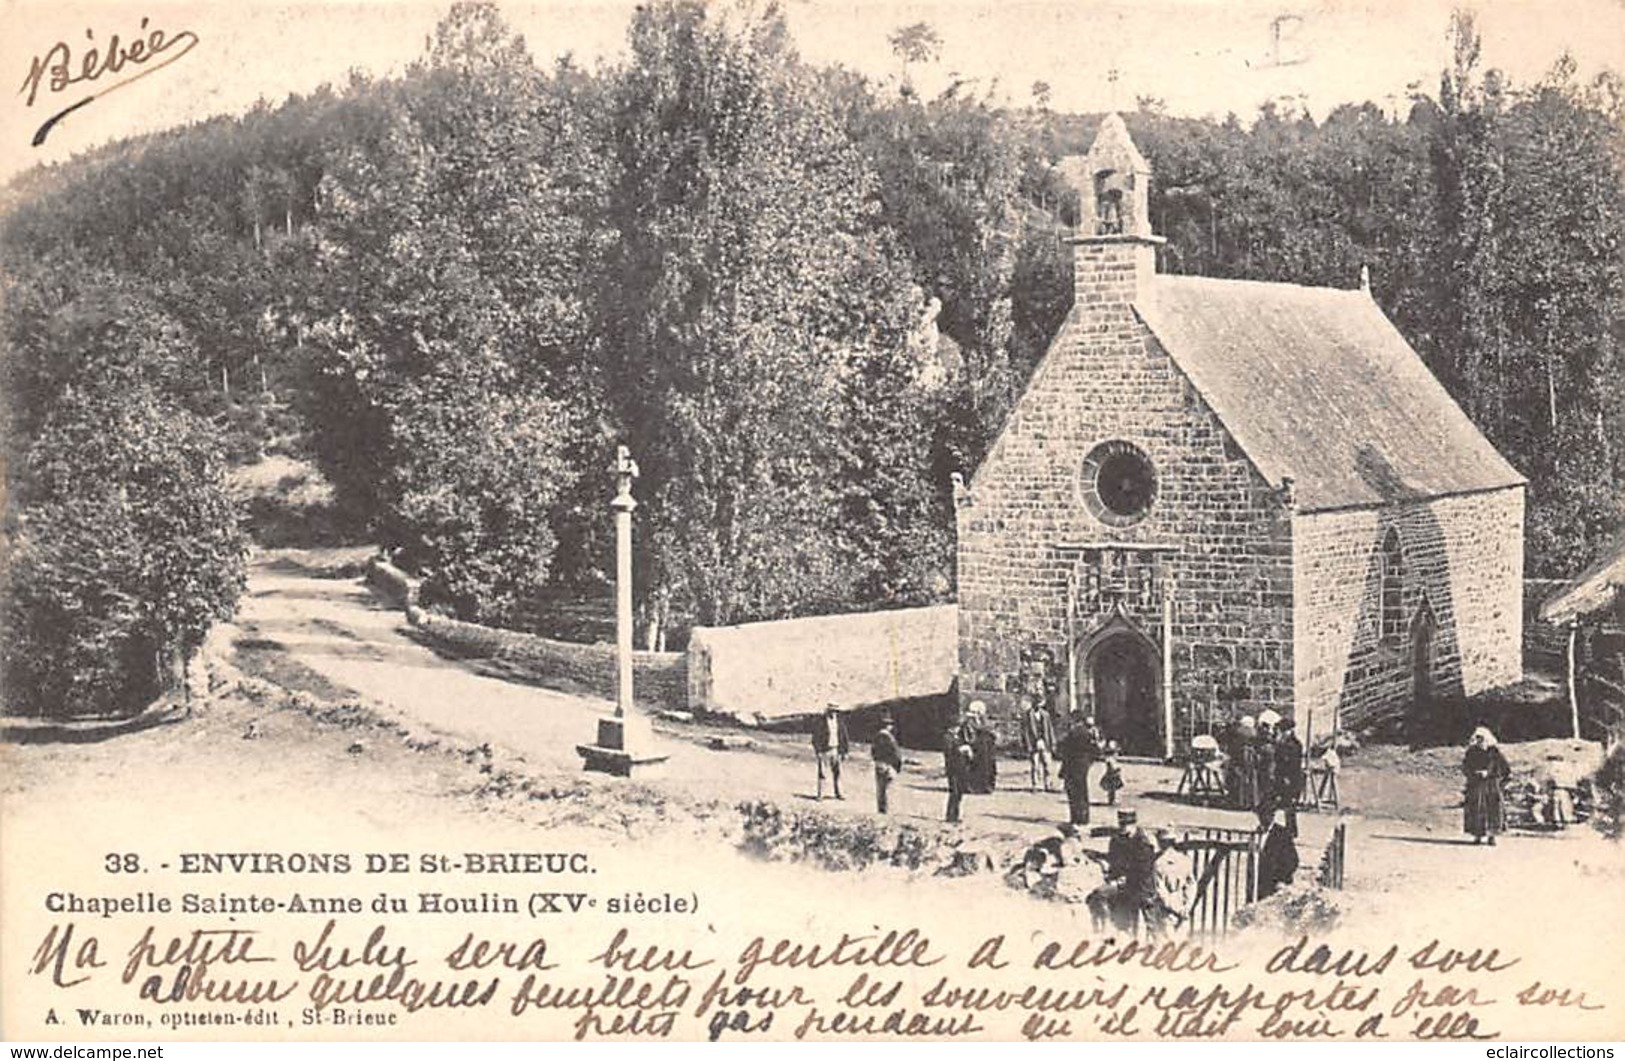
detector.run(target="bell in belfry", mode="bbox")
[1094,168,1132,235]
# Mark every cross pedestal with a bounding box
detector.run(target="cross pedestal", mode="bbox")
[577,714,666,777]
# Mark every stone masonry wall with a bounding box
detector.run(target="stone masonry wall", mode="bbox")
[958,237,1295,754]
[363,557,687,709]
[366,557,418,609]
[1293,488,1524,737]
[408,609,689,710]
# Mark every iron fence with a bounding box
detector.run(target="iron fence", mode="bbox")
[1317,821,1347,889]
[1180,824,1259,937]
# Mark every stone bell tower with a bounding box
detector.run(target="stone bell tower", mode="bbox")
[1078,113,1151,237]
[1058,113,1162,309]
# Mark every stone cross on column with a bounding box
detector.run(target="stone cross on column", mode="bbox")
[577,445,668,777]
[612,445,638,718]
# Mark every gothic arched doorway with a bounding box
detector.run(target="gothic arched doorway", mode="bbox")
[1086,629,1162,757]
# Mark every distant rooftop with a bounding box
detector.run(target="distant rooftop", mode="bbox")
[1539,536,1625,625]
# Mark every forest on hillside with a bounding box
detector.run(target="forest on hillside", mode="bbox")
[3,1,1622,718]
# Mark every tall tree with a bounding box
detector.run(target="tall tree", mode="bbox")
[302,2,600,623]
[1413,15,1625,574]
[598,0,938,627]
[840,60,1035,485]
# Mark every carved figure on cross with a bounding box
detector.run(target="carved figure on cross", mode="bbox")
[614,444,640,510]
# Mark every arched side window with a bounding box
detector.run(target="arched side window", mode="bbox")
[1380,528,1404,644]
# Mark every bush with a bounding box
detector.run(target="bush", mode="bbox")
[230,457,365,548]
[1232,883,1343,935]
[386,393,572,627]
[735,798,981,873]
[1592,742,1625,841]
[2,390,246,719]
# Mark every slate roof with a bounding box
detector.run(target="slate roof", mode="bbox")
[1134,274,1526,512]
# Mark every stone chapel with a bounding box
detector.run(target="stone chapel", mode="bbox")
[955,114,1525,756]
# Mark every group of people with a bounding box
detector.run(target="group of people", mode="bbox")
[814,696,1131,825]
[814,700,1309,853]
[949,695,1118,828]
[1010,810,1188,935]
[1219,709,1306,834]
[1080,809,1181,934]
[809,697,1531,944]
[1036,803,1297,936]
[810,703,906,815]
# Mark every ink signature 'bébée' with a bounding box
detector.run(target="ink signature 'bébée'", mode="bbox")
[19,17,200,146]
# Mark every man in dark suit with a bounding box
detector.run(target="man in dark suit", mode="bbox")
[1273,718,1305,836]
[1085,809,1162,933]
[943,703,980,823]
[811,703,850,801]
[1255,804,1300,900]
[1056,713,1101,826]
[871,718,903,814]
[1254,709,1280,817]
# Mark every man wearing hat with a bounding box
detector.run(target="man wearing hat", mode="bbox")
[943,703,982,823]
[1056,712,1102,826]
[1019,695,1057,792]
[871,717,903,814]
[1272,717,1305,836]
[1225,715,1260,811]
[1085,808,1162,934]
[811,703,850,801]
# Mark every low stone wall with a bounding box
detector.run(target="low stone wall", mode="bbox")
[688,605,957,720]
[410,610,687,709]
[365,558,945,718]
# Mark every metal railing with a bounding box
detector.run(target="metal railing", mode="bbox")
[1180,825,1259,938]
[1118,823,1343,941]
[1317,821,1347,889]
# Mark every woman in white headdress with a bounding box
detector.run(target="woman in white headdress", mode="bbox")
[1462,726,1511,845]
[968,701,998,795]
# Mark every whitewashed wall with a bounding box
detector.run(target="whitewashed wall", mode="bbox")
[688,605,957,720]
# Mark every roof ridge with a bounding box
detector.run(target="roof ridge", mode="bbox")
[1155,273,1366,297]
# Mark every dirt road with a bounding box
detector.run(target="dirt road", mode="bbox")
[5,551,1625,1044]
[228,549,1625,928]
[235,550,1318,840]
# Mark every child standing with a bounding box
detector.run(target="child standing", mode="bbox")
[1100,740,1124,806]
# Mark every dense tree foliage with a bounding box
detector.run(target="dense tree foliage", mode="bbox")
[3,1,1621,699]
[296,4,600,624]
[596,2,945,628]
[1,279,246,717]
